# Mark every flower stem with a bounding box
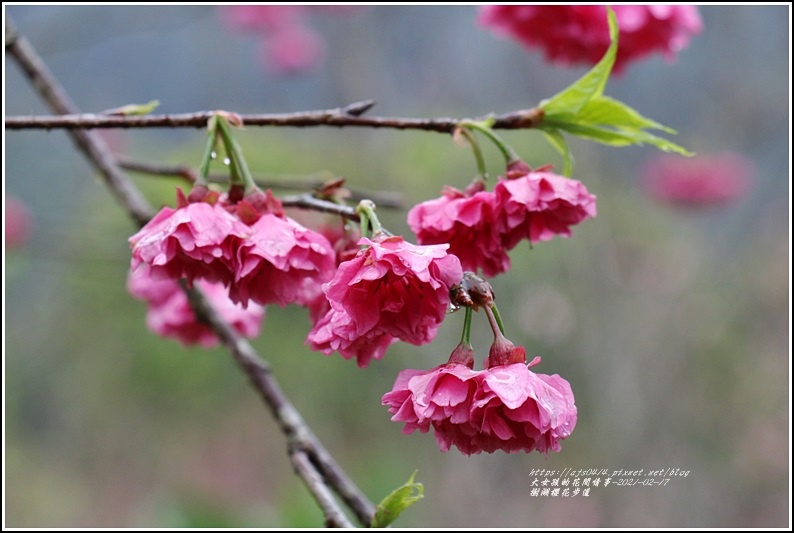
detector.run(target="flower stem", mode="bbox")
[455,126,488,181]
[490,303,506,336]
[215,115,258,194]
[460,306,473,346]
[197,115,219,186]
[460,119,522,166]
[355,199,382,239]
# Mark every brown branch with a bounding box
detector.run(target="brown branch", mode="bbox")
[184,285,376,526]
[291,451,354,528]
[117,155,405,209]
[6,15,376,528]
[5,107,545,133]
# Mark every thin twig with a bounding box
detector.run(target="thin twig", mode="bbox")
[5,107,546,132]
[117,155,405,208]
[6,15,376,528]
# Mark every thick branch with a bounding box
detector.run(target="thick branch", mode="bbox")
[5,107,545,133]
[6,15,376,527]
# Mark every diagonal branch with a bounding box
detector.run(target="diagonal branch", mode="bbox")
[291,451,354,528]
[6,16,376,528]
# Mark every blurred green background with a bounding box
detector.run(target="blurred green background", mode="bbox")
[4,5,790,528]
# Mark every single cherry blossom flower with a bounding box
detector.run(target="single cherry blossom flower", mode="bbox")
[383,359,577,455]
[129,188,250,287]
[407,180,511,277]
[494,163,597,249]
[323,235,462,345]
[231,211,336,308]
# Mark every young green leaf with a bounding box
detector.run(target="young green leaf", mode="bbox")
[541,128,574,176]
[370,471,424,528]
[539,8,618,116]
[102,99,160,116]
[536,7,693,159]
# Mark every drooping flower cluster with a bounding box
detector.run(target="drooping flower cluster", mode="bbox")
[408,162,596,276]
[383,276,577,455]
[220,5,364,74]
[478,5,703,74]
[129,187,336,309]
[128,264,265,347]
[639,152,755,206]
[383,353,577,455]
[307,235,463,367]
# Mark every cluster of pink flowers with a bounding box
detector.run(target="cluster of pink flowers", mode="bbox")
[639,152,755,206]
[128,264,265,347]
[383,352,577,455]
[129,188,465,358]
[478,5,703,74]
[408,162,596,277]
[129,187,336,310]
[307,235,463,367]
[220,5,363,74]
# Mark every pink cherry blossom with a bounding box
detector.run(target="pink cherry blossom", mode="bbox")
[306,235,463,366]
[639,152,755,206]
[296,223,362,325]
[129,189,250,287]
[478,5,702,74]
[219,5,364,75]
[306,306,398,367]
[407,181,511,277]
[231,212,336,308]
[262,25,325,74]
[221,5,305,32]
[494,166,597,249]
[128,264,264,347]
[382,361,577,455]
[324,235,462,345]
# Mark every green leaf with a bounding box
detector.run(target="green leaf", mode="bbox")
[539,8,618,116]
[102,99,160,116]
[370,471,424,528]
[577,96,676,134]
[541,128,574,176]
[534,7,693,158]
[545,121,693,155]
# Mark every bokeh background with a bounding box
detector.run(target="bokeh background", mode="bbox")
[4,5,790,528]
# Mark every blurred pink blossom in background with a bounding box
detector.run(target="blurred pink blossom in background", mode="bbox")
[5,196,33,249]
[478,5,702,74]
[220,5,363,74]
[640,152,755,206]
